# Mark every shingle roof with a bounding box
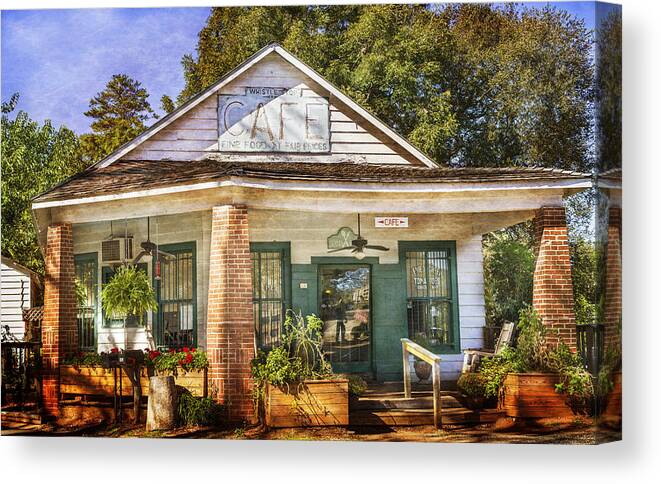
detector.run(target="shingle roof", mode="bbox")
[33,159,590,204]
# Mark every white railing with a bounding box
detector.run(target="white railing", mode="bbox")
[401,338,442,429]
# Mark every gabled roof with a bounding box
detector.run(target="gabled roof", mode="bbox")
[32,159,590,206]
[89,43,438,170]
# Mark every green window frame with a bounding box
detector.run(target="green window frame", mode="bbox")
[250,242,291,350]
[400,241,461,354]
[101,262,148,328]
[153,242,197,349]
[75,253,98,351]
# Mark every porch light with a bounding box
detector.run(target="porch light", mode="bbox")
[354,250,366,261]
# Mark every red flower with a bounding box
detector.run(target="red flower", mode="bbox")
[169,348,175,354]
[184,353,193,364]
[110,347,119,354]
[183,347,190,353]
[190,347,196,352]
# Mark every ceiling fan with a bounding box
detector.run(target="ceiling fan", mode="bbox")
[133,217,175,265]
[327,214,389,260]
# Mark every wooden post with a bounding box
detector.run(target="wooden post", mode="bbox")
[432,360,442,429]
[402,340,411,399]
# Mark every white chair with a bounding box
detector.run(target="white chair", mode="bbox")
[461,321,515,373]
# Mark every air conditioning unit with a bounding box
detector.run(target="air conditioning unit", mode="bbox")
[101,236,133,264]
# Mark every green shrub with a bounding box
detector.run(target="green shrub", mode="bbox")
[342,374,368,396]
[478,347,516,399]
[477,306,595,408]
[457,373,487,398]
[548,342,594,410]
[177,390,223,427]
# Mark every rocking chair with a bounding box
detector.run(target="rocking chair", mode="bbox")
[461,321,515,373]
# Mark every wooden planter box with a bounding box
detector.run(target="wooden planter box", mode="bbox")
[59,365,207,398]
[502,373,575,419]
[265,379,349,428]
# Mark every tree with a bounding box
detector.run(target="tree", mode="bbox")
[178,3,593,170]
[80,74,156,162]
[1,95,86,273]
[483,229,535,327]
[160,94,176,114]
[595,9,621,172]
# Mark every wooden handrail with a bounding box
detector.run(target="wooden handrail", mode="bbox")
[401,338,442,429]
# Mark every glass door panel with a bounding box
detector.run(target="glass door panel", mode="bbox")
[318,265,371,372]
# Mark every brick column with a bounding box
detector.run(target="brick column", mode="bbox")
[41,223,77,417]
[207,205,255,423]
[532,207,577,349]
[603,207,622,349]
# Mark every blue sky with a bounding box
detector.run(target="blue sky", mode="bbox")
[1,2,614,134]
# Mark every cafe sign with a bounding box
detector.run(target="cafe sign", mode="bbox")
[218,87,330,153]
[374,217,409,228]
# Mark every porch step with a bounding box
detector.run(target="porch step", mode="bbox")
[349,382,503,427]
[349,407,503,427]
[353,392,465,410]
[1,410,43,426]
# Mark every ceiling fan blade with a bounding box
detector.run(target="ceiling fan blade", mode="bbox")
[157,252,173,263]
[132,251,150,264]
[157,250,176,259]
[364,245,390,251]
[327,246,353,253]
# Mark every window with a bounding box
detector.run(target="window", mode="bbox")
[102,263,148,328]
[401,242,460,353]
[75,253,97,350]
[154,242,196,349]
[251,243,291,350]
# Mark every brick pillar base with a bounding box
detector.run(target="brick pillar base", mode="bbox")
[603,207,622,349]
[41,223,77,417]
[532,207,577,349]
[207,205,255,423]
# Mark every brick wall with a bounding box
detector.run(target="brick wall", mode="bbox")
[206,205,256,423]
[603,207,622,349]
[532,206,577,349]
[41,223,77,417]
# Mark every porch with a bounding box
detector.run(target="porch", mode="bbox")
[31,160,592,422]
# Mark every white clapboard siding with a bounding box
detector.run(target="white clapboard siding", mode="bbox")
[441,235,486,381]
[1,262,32,339]
[121,52,419,166]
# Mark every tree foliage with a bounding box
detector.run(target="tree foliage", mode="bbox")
[160,94,176,114]
[1,95,86,274]
[80,74,156,162]
[595,9,621,172]
[179,3,592,169]
[483,228,535,326]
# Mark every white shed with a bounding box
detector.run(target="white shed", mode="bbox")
[1,256,42,340]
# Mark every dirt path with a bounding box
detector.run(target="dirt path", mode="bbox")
[4,418,620,444]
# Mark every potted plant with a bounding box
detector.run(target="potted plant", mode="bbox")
[457,372,487,410]
[101,264,158,331]
[411,334,433,382]
[251,310,349,428]
[477,306,594,419]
